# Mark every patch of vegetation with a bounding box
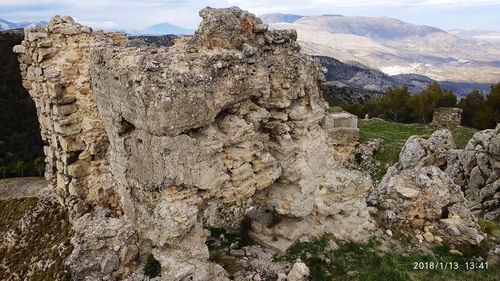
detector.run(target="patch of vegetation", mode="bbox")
[143,254,161,278]
[358,119,476,182]
[206,226,254,251]
[0,197,72,280]
[339,83,499,130]
[479,220,500,240]
[275,235,500,281]
[0,197,37,234]
[206,219,255,275]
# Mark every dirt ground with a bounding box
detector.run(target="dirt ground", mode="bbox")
[0,177,48,200]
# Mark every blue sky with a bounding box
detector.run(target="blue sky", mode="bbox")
[1,0,499,31]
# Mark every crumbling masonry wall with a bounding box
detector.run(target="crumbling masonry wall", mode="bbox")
[16,7,374,280]
[432,107,462,127]
[14,16,127,216]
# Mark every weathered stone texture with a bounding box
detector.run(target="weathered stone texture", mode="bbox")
[432,107,462,127]
[14,15,127,219]
[369,130,485,246]
[446,124,500,220]
[16,7,374,279]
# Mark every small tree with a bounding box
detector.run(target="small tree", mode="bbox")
[486,83,500,124]
[378,86,411,122]
[458,90,486,127]
[0,166,8,179]
[472,107,495,130]
[14,160,26,177]
[437,89,457,107]
[33,157,45,178]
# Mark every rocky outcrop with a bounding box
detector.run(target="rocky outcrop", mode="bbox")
[432,107,462,127]
[15,7,374,279]
[369,130,485,246]
[353,138,383,166]
[287,262,310,281]
[446,124,500,220]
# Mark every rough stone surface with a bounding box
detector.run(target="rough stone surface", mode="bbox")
[287,262,310,281]
[432,107,462,127]
[369,129,485,246]
[15,15,126,218]
[353,138,383,166]
[487,244,500,267]
[16,7,375,279]
[446,124,500,220]
[66,209,140,280]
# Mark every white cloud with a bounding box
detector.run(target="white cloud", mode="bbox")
[1,0,499,30]
[76,19,119,29]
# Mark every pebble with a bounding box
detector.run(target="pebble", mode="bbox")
[423,232,434,242]
[415,234,424,243]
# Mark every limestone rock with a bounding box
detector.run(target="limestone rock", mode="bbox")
[66,209,139,280]
[369,129,484,246]
[17,7,375,279]
[487,244,500,267]
[287,262,310,281]
[446,124,500,220]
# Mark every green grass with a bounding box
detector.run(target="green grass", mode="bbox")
[479,220,500,240]
[275,235,500,281]
[206,227,254,251]
[358,119,477,182]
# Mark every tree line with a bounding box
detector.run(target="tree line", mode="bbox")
[340,82,500,130]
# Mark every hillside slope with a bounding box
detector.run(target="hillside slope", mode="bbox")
[266,15,500,83]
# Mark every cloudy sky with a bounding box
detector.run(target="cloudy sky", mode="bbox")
[1,0,500,31]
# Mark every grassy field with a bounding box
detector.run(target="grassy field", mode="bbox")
[275,235,500,281]
[358,119,477,182]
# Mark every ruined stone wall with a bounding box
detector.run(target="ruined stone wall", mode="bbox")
[16,7,374,280]
[446,124,500,220]
[14,16,128,217]
[432,107,462,127]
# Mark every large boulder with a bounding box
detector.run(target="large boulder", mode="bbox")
[369,130,485,245]
[446,124,500,220]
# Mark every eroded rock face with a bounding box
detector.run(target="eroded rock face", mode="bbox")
[446,124,500,220]
[369,130,485,246]
[16,7,374,279]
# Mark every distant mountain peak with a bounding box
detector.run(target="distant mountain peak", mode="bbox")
[0,18,47,31]
[320,14,343,17]
[260,13,304,24]
[140,22,194,35]
[294,15,445,40]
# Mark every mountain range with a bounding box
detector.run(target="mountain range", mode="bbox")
[448,29,500,44]
[2,14,498,98]
[0,19,47,31]
[0,18,193,35]
[263,13,500,84]
[318,55,493,103]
